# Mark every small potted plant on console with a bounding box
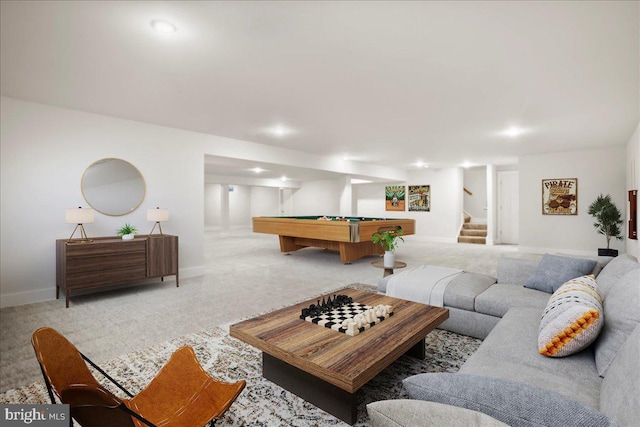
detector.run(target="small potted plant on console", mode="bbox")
[116,223,138,241]
[587,194,623,257]
[372,227,404,267]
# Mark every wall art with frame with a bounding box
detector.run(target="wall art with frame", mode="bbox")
[542,178,578,215]
[385,186,406,211]
[408,185,430,212]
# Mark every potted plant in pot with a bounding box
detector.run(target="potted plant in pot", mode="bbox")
[587,194,623,257]
[372,228,404,267]
[116,223,138,240]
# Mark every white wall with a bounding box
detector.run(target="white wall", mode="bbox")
[463,166,487,220]
[228,185,251,226]
[204,183,222,229]
[519,145,626,255]
[626,122,640,259]
[355,167,464,242]
[291,179,341,216]
[250,186,280,218]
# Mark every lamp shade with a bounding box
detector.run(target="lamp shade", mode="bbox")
[147,208,169,222]
[65,207,94,224]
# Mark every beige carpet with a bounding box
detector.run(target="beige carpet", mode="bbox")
[0,227,536,393]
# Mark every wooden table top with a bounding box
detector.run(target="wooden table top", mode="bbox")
[229,288,449,393]
[371,260,407,269]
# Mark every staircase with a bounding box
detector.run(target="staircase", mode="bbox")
[458,214,487,244]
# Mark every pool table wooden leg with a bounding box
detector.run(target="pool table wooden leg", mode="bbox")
[279,236,306,253]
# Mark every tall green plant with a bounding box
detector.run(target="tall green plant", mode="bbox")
[587,194,623,249]
[372,229,404,252]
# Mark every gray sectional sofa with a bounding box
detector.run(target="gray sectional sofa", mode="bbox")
[369,254,640,427]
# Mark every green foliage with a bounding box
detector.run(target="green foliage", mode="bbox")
[587,194,623,249]
[372,228,404,252]
[116,223,138,236]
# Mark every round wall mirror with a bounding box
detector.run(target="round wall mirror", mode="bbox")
[81,158,146,216]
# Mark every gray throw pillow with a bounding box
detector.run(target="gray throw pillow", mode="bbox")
[367,399,508,427]
[594,268,640,377]
[403,373,617,427]
[524,254,597,293]
[595,255,639,299]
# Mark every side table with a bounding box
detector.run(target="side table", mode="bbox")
[371,260,407,277]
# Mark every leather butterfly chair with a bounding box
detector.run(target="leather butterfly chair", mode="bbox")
[32,327,246,427]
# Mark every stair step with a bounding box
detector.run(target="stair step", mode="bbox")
[463,223,487,230]
[461,229,487,237]
[458,236,487,244]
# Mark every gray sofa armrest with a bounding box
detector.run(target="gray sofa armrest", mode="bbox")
[403,373,617,427]
[496,257,539,285]
[367,399,508,427]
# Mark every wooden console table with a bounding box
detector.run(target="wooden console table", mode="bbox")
[56,235,178,307]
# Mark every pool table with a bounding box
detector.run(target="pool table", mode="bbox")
[253,216,415,263]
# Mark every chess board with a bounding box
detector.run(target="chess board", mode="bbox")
[303,301,394,336]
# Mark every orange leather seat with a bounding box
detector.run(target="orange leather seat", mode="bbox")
[32,327,246,427]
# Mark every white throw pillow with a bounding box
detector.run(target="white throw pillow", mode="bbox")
[538,275,603,357]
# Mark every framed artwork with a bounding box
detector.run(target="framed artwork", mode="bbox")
[542,178,578,215]
[385,186,405,211]
[408,185,430,212]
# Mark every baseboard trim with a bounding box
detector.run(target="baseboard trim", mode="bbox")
[0,265,206,308]
[517,246,622,257]
[0,288,55,309]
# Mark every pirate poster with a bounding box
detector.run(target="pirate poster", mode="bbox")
[542,178,578,215]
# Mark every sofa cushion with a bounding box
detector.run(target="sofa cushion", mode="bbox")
[475,284,548,318]
[600,325,640,426]
[594,268,640,377]
[443,272,497,311]
[538,275,603,357]
[403,373,616,427]
[367,399,508,427]
[557,253,615,277]
[524,254,597,293]
[460,307,602,409]
[497,257,540,285]
[595,254,639,299]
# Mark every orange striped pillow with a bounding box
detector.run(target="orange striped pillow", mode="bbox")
[538,275,604,357]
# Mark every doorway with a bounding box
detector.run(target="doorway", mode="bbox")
[497,171,519,244]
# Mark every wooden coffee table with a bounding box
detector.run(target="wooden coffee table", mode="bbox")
[229,288,449,424]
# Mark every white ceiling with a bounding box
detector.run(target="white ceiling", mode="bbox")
[1,1,638,181]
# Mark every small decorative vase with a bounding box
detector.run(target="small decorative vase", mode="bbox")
[384,251,395,268]
[122,234,134,240]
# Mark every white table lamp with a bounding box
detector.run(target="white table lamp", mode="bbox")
[147,207,169,236]
[65,207,95,243]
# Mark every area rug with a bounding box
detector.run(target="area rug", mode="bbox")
[0,321,480,426]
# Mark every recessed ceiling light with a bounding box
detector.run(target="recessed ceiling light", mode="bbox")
[252,167,263,174]
[280,176,287,182]
[461,161,472,168]
[271,126,288,137]
[499,126,527,138]
[151,20,176,33]
[351,179,372,184]
[416,161,429,168]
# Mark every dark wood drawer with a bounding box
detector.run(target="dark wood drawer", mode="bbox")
[66,252,147,274]
[65,240,146,258]
[66,265,147,289]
